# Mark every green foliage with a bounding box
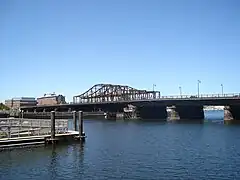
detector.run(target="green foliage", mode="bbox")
[0,103,10,110]
[0,132,7,138]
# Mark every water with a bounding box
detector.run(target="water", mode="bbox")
[1,110,240,180]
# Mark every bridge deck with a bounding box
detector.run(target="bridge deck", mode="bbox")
[19,93,240,111]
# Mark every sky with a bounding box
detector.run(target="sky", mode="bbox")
[1,0,240,102]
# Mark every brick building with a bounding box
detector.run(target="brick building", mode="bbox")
[5,97,37,109]
[37,94,66,106]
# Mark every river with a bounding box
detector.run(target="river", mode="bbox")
[1,110,240,180]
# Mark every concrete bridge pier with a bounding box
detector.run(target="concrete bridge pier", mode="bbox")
[137,106,167,120]
[224,106,240,124]
[173,105,204,122]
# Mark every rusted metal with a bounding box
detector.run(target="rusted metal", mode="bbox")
[73,84,160,103]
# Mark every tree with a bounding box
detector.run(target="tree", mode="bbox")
[0,103,10,110]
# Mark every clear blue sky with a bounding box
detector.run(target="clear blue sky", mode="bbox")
[1,0,240,102]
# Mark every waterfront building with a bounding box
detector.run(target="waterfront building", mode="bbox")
[5,97,37,109]
[37,93,66,105]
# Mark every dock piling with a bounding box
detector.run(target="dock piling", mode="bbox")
[78,111,85,141]
[7,127,11,139]
[79,111,83,136]
[73,111,77,131]
[39,120,41,136]
[7,119,11,138]
[51,111,56,140]
[18,118,20,137]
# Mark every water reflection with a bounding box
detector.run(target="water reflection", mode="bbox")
[49,145,57,180]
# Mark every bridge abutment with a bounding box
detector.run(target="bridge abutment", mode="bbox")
[224,106,240,124]
[169,105,204,122]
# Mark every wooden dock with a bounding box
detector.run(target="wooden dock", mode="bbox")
[0,131,80,149]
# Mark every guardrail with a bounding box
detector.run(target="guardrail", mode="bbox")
[160,93,240,99]
[74,93,240,104]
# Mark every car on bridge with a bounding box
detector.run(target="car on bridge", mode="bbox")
[190,96,197,98]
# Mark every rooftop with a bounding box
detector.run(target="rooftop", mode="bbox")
[37,94,64,100]
[6,97,36,101]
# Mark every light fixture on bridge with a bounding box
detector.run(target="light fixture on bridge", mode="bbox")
[197,80,201,97]
[179,86,182,97]
[221,84,224,96]
[153,84,156,92]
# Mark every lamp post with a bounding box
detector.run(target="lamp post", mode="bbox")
[152,84,156,99]
[221,84,224,96]
[179,86,182,97]
[153,84,156,92]
[197,80,201,97]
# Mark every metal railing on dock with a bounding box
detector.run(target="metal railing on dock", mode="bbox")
[0,111,85,150]
[20,111,105,119]
[0,118,68,139]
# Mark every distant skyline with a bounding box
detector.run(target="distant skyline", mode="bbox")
[1,0,240,102]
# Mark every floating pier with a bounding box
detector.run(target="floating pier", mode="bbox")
[0,111,86,150]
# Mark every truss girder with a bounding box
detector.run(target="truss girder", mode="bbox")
[73,84,160,103]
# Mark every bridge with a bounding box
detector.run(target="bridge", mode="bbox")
[20,84,240,123]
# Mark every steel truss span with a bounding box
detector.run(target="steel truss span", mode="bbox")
[73,84,160,103]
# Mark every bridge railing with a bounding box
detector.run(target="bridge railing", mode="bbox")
[160,93,240,99]
[161,95,192,99]
[72,93,240,104]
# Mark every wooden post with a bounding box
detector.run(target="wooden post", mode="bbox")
[18,119,20,137]
[78,111,83,137]
[7,127,11,139]
[7,119,11,138]
[51,111,56,140]
[73,111,77,131]
[39,120,41,136]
